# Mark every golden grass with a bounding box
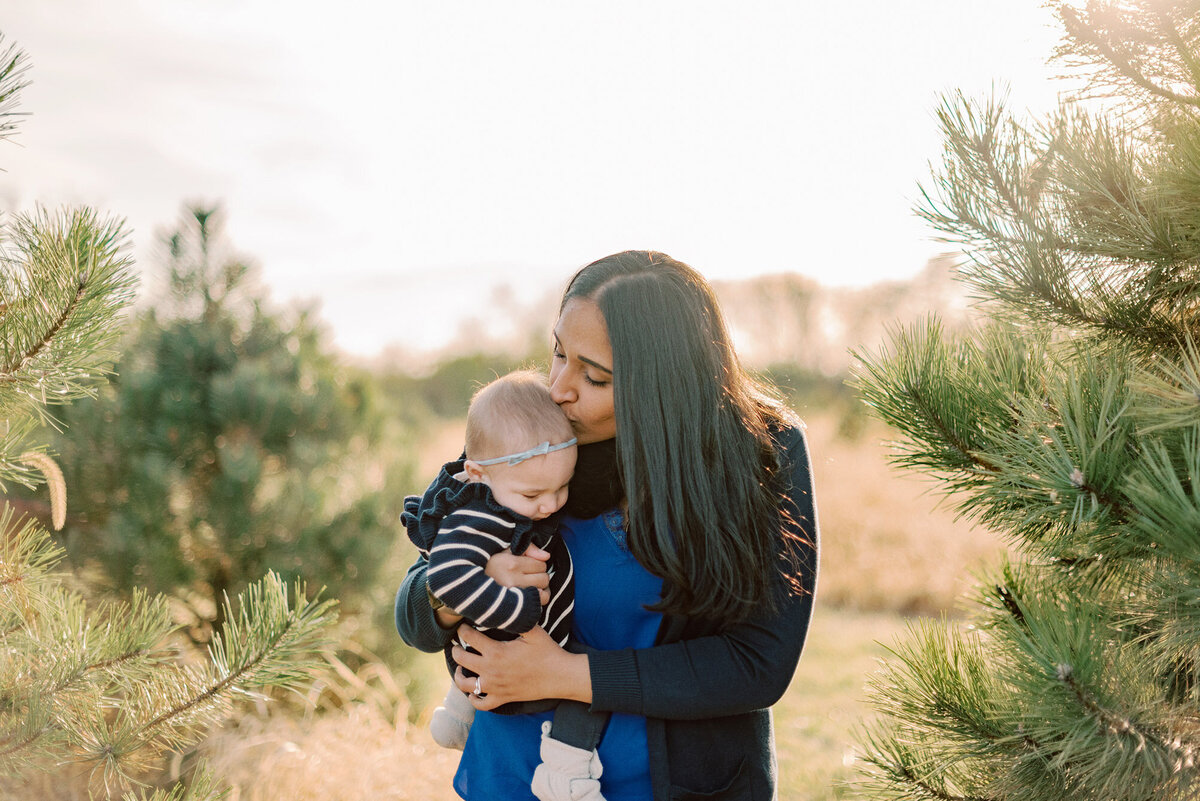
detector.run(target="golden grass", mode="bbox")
[201,704,461,801]
[805,415,1009,615]
[775,607,904,800]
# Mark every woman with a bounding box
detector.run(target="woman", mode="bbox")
[396,250,819,800]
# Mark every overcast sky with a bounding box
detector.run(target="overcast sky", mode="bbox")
[4,1,1065,358]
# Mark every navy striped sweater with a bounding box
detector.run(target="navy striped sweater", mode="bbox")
[402,461,574,648]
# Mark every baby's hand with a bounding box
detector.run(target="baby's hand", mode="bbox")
[485,544,551,605]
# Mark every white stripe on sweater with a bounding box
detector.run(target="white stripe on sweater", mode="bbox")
[454,508,517,528]
[475,587,510,625]
[430,541,494,562]
[457,579,500,616]
[428,564,485,596]
[437,525,511,549]
[545,600,573,638]
[495,586,526,630]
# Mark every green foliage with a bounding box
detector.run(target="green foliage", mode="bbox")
[851,3,1200,799]
[49,205,408,635]
[120,771,223,801]
[0,34,336,799]
[0,517,336,796]
[0,34,28,142]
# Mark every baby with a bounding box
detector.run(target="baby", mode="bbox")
[402,370,607,801]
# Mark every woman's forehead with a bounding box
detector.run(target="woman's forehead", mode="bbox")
[555,298,611,359]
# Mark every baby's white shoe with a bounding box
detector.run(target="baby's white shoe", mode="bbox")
[531,720,606,801]
[429,683,475,751]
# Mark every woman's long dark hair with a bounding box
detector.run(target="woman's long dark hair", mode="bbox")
[562,250,801,627]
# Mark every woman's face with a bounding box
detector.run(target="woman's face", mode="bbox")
[549,298,616,445]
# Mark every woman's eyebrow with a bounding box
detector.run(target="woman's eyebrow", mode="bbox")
[581,356,612,374]
[554,333,612,374]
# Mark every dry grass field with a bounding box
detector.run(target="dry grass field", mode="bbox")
[803,415,1008,615]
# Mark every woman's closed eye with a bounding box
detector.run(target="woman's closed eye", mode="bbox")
[552,344,607,387]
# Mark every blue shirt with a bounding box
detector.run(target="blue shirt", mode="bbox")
[454,509,664,800]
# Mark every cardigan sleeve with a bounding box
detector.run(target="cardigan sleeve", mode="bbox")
[394,555,458,653]
[587,425,820,720]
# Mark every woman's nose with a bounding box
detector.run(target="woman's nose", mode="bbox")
[549,371,575,404]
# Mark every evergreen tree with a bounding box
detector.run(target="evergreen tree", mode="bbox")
[49,205,405,637]
[852,3,1200,799]
[0,34,336,798]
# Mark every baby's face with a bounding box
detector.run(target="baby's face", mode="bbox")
[481,446,576,520]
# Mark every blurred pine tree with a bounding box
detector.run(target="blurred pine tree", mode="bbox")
[49,202,408,639]
[852,2,1200,799]
[0,34,336,799]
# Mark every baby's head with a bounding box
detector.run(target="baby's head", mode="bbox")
[463,370,577,520]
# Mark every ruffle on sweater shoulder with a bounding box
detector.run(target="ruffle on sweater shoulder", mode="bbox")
[402,459,552,553]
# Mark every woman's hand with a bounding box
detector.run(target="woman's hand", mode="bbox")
[452,624,592,710]
[485,543,551,605]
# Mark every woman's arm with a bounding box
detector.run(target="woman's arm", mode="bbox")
[453,624,593,705]
[593,425,819,719]
[587,562,816,719]
[451,426,819,719]
[394,555,459,652]
[454,557,814,716]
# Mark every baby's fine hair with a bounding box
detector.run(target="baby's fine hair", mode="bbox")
[465,370,573,462]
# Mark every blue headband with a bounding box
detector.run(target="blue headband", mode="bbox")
[473,438,578,467]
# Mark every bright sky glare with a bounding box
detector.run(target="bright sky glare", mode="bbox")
[4,1,1064,358]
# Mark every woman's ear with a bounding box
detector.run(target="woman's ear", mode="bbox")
[462,460,488,484]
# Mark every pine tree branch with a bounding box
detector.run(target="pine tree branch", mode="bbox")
[0,277,85,380]
[977,133,1041,242]
[1161,18,1200,105]
[0,725,52,758]
[1056,661,1195,766]
[894,765,999,801]
[857,4,1200,799]
[1066,465,1128,520]
[84,646,171,676]
[133,624,291,739]
[1062,6,1200,109]
[925,207,1100,266]
[131,576,333,748]
[895,380,1002,474]
[0,36,30,142]
[120,769,223,801]
[0,641,173,761]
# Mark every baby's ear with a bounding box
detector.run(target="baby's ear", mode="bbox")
[462,460,487,484]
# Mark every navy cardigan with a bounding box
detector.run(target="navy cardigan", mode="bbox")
[395,425,819,800]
